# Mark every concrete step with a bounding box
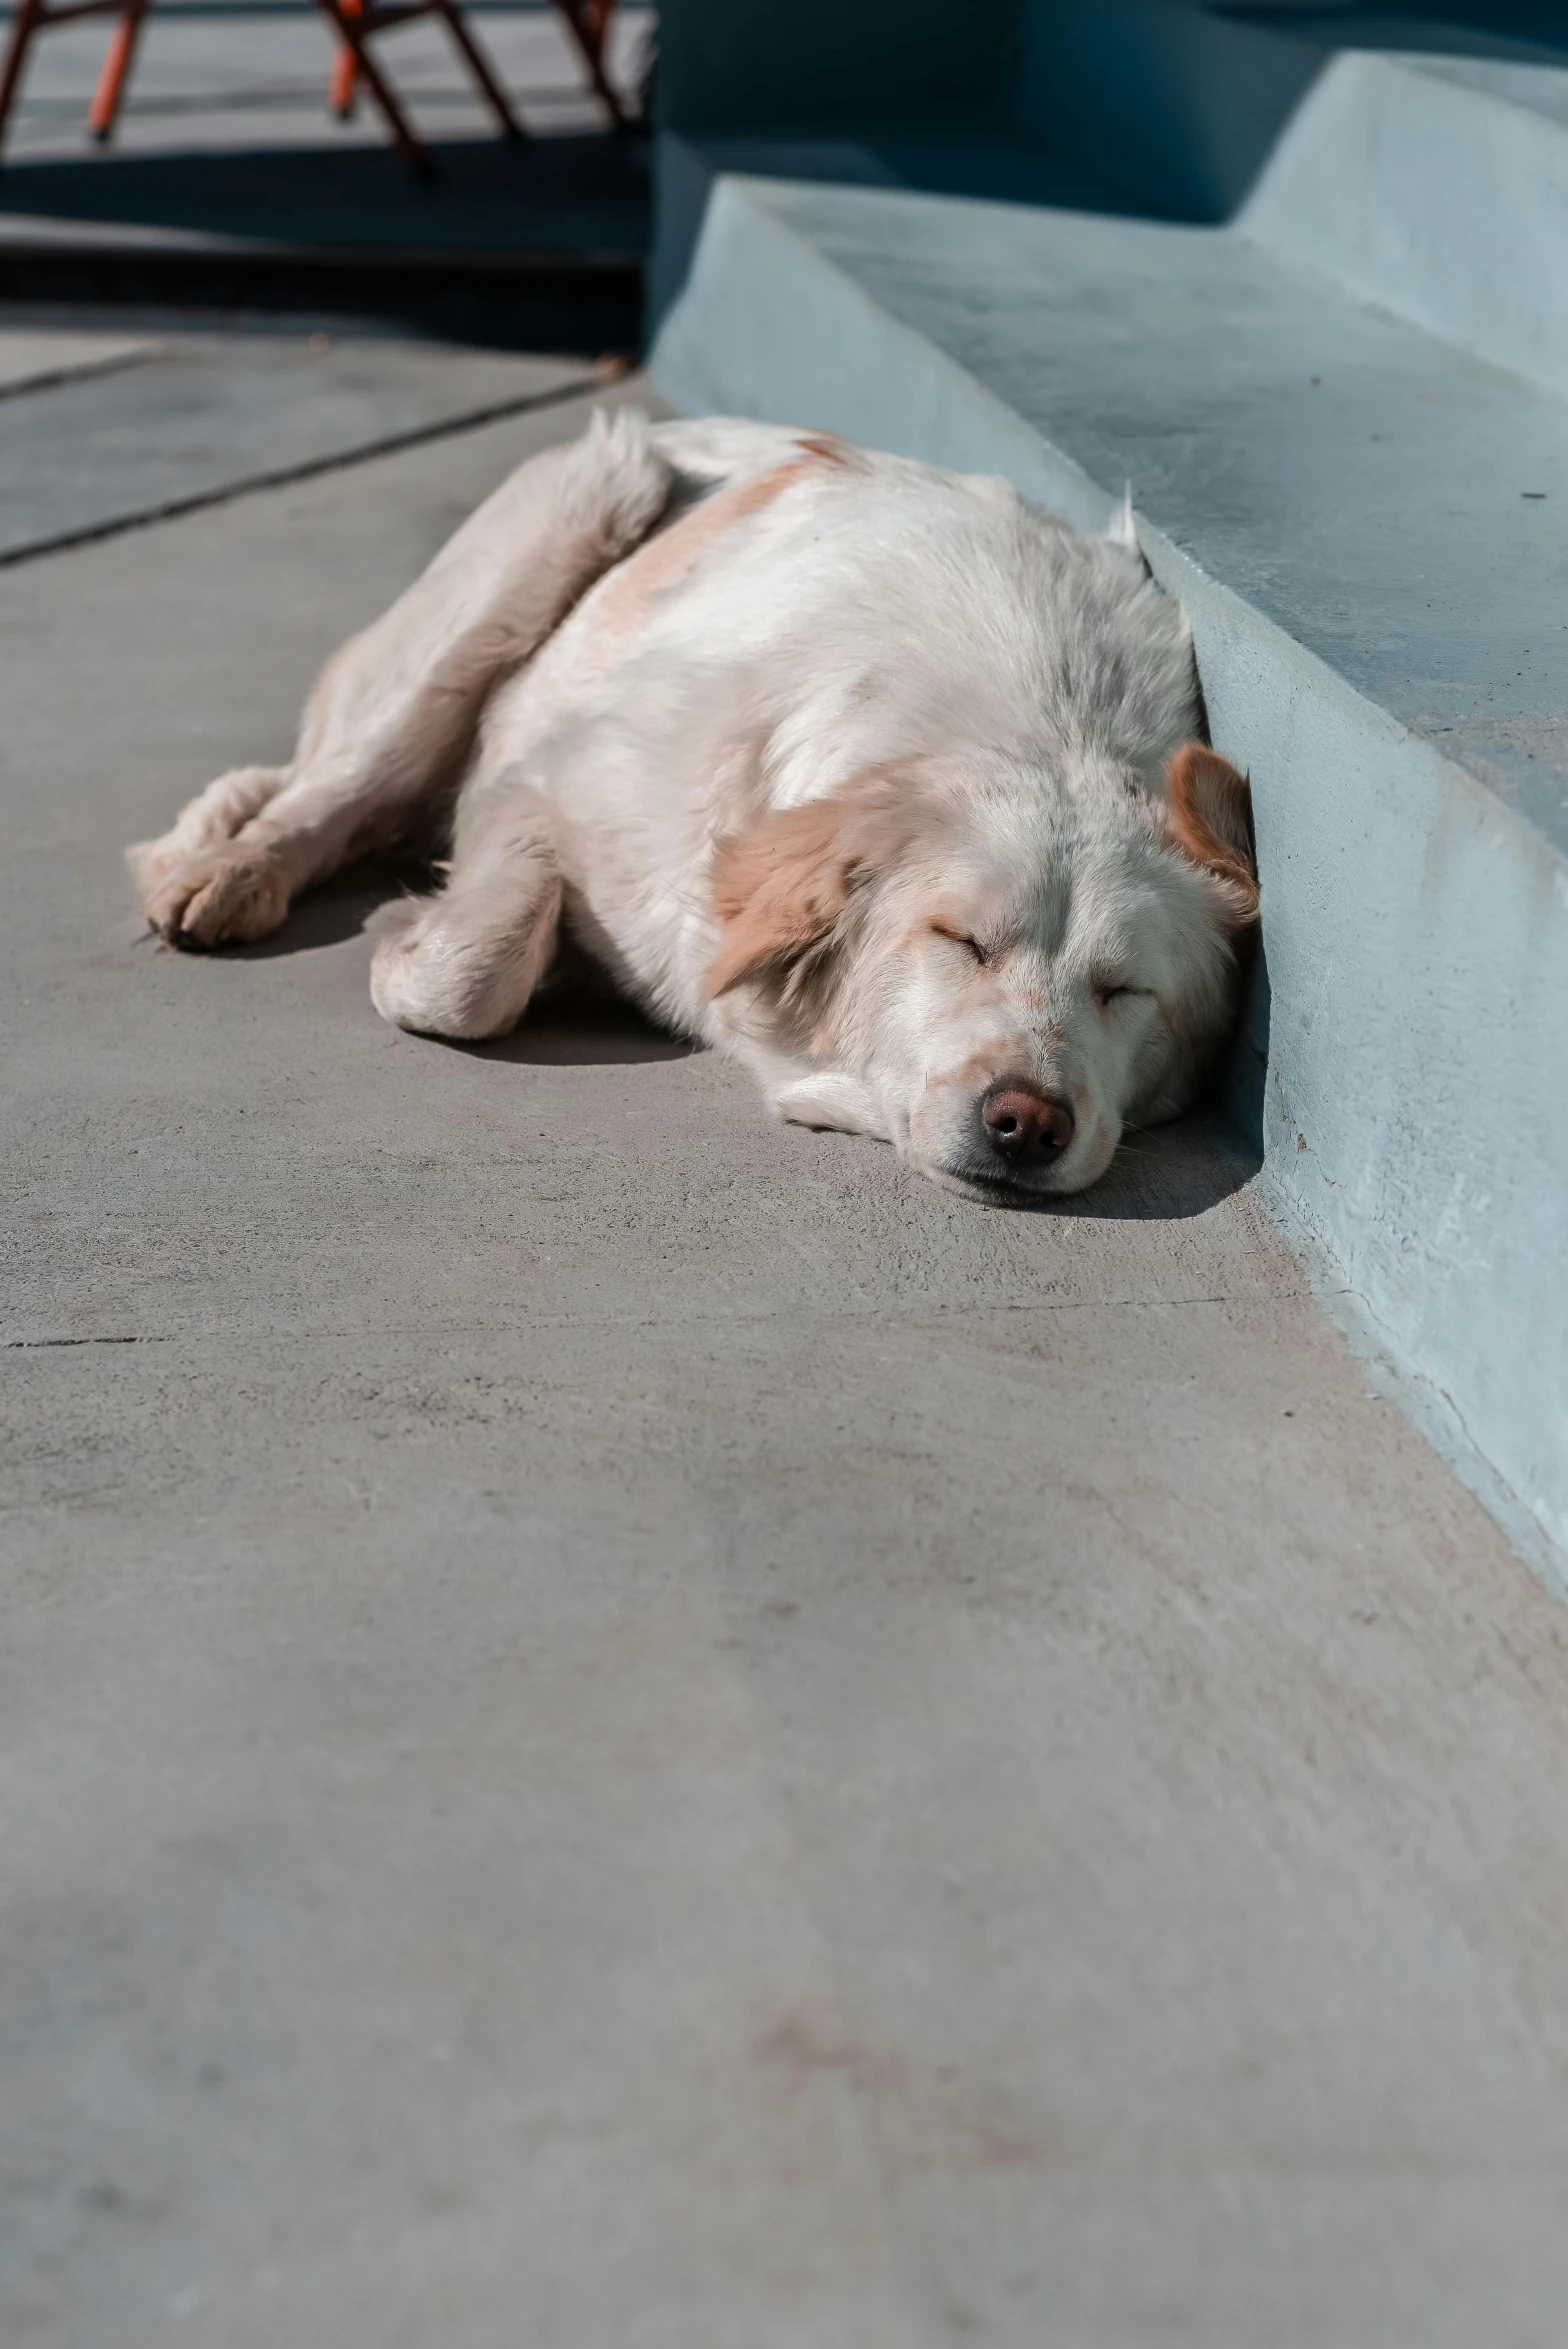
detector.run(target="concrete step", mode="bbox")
[1016,5,1568,386]
[1244,49,1568,400]
[648,132,1568,1585]
[1016,7,1568,413]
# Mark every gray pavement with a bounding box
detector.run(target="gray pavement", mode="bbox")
[0,5,652,276]
[0,325,600,561]
[6,349,1568,2348]
[0,3,652,163]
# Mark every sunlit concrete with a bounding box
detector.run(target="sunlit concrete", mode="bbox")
[5,362,1568,2348]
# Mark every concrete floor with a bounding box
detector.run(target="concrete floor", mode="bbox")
[6,331,1568,2348]
[0,327,600,560]
[0,2,653,162]
[0,4,652,274]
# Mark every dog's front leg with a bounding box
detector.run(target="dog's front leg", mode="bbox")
[368,783,563,1041]
[771,1069,891,1140]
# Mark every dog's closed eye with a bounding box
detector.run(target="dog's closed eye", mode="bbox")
[1091,974,1146,1009]
[929,920,991,965]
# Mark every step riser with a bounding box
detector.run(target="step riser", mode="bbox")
[651,158,1568,1583]
[1016,0,1324,223]
[1014,3,1568,402]
[1171,542,1568,1589]
[1244,51,1568,404]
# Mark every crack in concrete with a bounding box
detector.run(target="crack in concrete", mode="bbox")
[1,1293,1281,1352]
[3,1333,172,1349]
[0,345,159,409]
[0,365,612,572]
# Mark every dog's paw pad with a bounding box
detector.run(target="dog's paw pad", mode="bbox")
[142,849,289,949]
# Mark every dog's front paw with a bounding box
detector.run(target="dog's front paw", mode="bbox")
[771,1071,890,1139]
[132,843,290,949]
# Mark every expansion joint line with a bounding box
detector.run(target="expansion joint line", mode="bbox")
[0,363,618,571]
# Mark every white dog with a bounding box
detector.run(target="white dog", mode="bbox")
[129,410,1258,1200]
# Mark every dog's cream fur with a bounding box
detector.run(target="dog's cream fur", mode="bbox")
[129,410,1259,1200]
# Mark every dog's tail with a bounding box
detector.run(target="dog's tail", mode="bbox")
[418,403,674,654]
[293,405,674,779]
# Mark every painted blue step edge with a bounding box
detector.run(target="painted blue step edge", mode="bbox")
[1242,51,1568,405]
[649,150,1568,1591]
[1016,7,1568,400]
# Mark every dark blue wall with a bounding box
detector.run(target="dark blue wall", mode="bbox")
[655,0,1019,136]
[655,0,1568,222]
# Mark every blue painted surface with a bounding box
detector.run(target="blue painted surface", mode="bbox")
[1016,0,1323,220]
[649,148,1568,1578]
[1010,0,1568,227]
[1244,52,1568,401]
[654,0,1015,136]
[652,0,1568,228]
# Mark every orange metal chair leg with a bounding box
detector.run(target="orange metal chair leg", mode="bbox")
[324,0,525,158]
[554,0,626,131]
[87,0,149,141]
[0,0,47,159]
[328,0,359,120]
[432,0,523,140]
[314,0,432,174]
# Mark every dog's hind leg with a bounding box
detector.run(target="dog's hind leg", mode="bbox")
[129,408,671,949]
[368,784,561,1041]
[125,764,293,941]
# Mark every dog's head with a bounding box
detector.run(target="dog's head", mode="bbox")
[707,743,1258,1200]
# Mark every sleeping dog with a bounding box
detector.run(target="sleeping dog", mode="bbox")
[128,410,1258,1201]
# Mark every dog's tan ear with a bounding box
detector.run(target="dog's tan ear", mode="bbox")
[707,774,909,999]
[1163,743,1259,929]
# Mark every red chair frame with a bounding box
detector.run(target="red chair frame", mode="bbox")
[0,0,626,174]
[331,0,627,136]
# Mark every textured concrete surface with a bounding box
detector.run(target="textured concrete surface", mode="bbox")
[7,364,1568,2348]
[650,136,1568,1588]
[1244,50,1568,402]
[0,330,598,560]
[0,321,153,392]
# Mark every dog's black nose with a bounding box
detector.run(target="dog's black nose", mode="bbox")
[981,1085,1074,1164]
